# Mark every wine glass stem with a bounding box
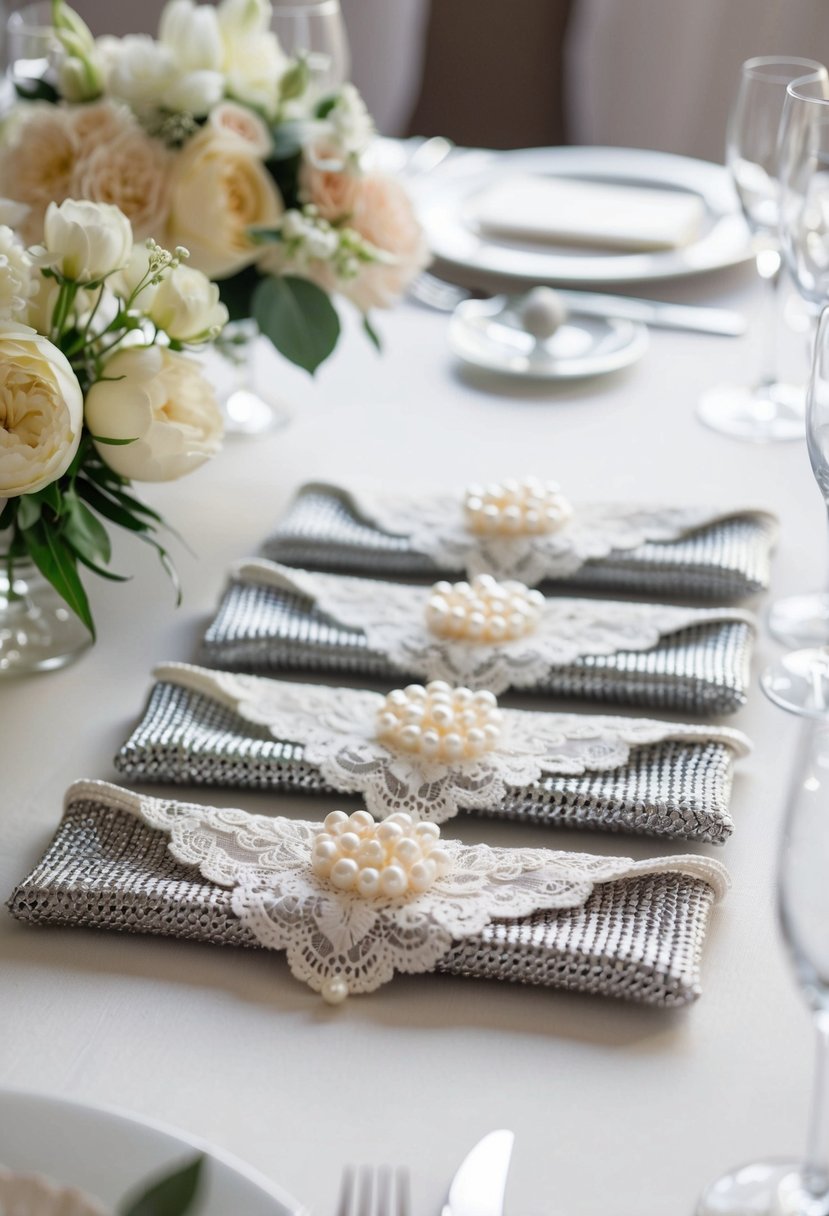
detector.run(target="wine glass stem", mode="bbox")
[803,1012,829,1207]
[756,243,783,392]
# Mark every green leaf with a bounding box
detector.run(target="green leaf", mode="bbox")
[218,265,260,324]
[119,1155,204,1216]
[32,482,63,514]
[252,275,340,375]
[88,433,138,446]
[64,492,112,565]
[136,533,182,606]
[0,499,14,530]
[14,77,60,103]
[75,480,152,533]
[362,313,382,352]
[22,520,94,637]
[315,93,337,119]
[16,496,42,531]
[72,548,131,582]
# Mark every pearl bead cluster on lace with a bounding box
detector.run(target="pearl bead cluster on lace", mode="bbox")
[425,573,544,643]
[376,682,503,762]
[463,476,572,536]
[311,808,451,900]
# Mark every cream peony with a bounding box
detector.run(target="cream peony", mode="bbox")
[0,227,36,322]
[148,264,229,341]
[299,142,360,222]
[0,105,78,244]
[342,174,430,311]
[68,99,134,158]
[166,126,283,279]
[209,101,272,157]
[84,346,222,482]
[70,124,171,241]
[44,199,133,282]
[0,323,84,497]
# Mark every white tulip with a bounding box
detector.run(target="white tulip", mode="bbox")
[148,265,229,341]
[0,323,83,497]
[159,0,223,72]
[102,34,178,111]
[84,346,223,482]
[218,0,285,117]
[44,199,133,283]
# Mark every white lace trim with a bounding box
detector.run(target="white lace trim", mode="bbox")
[233,559,756,695]
[154,664,751,824]
[299,480,777,585]
[0,1167,106,1216]
[66,780,730,997]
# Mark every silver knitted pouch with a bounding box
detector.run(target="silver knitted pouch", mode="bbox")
[263,483,776,602]
[199,566,756,716]
[7,785,728,1008]
[114,668,750,845]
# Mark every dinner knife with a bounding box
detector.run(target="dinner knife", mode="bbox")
[551,287,747,336]
[441,1130,515,1216]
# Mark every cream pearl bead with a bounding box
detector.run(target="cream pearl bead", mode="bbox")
[463,475,572,537]
[377,820,403,842]
[395,837,421,865]
[415,821,441,840]
[312,805,452,902]
[323,810,348,831]
[356,867,381,898]
[331,857,359,889]
[380,865,408,898]
[321,975,349,1005]
[376,682,503,762]
[425,574,543,645]
[349,810,374,830]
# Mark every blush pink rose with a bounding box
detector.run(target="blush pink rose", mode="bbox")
[342,173,430,311]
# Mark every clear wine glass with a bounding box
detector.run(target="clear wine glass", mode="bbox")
[698,56,828,444]
[5,1,60,91]
[768,77,829,650]
[696,717,829,1216]
[270,0,350,99]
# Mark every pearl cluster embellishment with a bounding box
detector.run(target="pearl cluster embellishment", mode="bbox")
[376,682,503,762]
[463,476,572,536]
[311,809,451,900]
[425,573,544,643]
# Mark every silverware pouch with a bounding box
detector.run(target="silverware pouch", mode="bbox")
[198,563,756,716]
[115,665,750,845]
[263,483,776,602]
[8,783,728,1008]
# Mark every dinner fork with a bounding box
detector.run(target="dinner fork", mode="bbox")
[336,1164,411,1216]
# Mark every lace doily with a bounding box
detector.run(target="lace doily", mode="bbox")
[155,664,751,824]
[70,780,729,999]
[234,559,756,695]
[300,480,776,585]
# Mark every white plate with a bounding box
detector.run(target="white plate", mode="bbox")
[417,146,752,285]
[0,1088,304,1215]
[449,296,649,380]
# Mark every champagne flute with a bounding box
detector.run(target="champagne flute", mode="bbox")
[696,718,829,1216]
[698,57,828,443]
[270,0,350,100]
[768,76,829,649]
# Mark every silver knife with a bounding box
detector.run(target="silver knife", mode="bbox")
[555,287,747,336]
[441,1130,515,1216]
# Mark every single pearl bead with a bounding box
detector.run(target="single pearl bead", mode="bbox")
[525,509,540,531]
[395,837,420,865]
[432,582,453,597]
[443,732,464,760]
[330,857,359,890]
[431,703,454,728]
[323,810,349,831]
[488,615,507,639]
[475,573,497,591]
[408,860,433,892]
[415,821,441,841]
[356,867,380,898]
[427,680,452,695]
[376,820,403,842]
[402,702,425,723]
[399,724,422,750]
[467,727,485,750]
[313,839,338,862]
[475,690,498,708]
[388,811,414,829]
[321,975,349,1005]
[338,831,361,855]
[421,730,441,756]
[380,865,408,898]
[358,839,385,866]
[484,723,501,746]
[459,708,478,729]
[454,688,474,706]
[503,505,522,530]
[429,846,451,873]
[349,809,374,831]
[377,711,398,733]
[467,612,486,638]
[388,688,409,706]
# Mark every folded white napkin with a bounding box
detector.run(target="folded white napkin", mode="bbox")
[469,173,706,251]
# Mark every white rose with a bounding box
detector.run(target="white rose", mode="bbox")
[159,0,222,72]
[218,0,286,117]
[166,126,283,278]
[209,101,272,157]
[148,265,229,341]
[44,199,133,282]
[0,323,83,496]
[0,227,36,322]
[84,345,223,482]
[324,84,374,158]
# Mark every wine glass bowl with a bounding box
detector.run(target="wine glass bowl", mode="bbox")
[698,56,828,444]
[270,0,350,98]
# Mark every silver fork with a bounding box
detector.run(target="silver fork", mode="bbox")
[408,271,471,312]
[336,1165,411,1216]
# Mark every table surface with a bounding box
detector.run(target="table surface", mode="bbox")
[0,252,820,1216]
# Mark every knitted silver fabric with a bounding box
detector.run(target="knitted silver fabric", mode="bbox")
[199,579,753,716]
[7,799,717,1007]
[263,486,775,602]
[115,680,738,844]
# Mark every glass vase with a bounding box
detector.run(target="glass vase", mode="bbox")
[0,537,91,677]
[210,318,292,437]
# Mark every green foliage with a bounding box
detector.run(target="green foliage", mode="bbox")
[119,1155,204,1216]
[217,265,260,323]
[362,313,382,352]
[252,275,341,374]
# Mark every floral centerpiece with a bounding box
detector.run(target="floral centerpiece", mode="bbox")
[0,196,225,669]
[0,0,430,375]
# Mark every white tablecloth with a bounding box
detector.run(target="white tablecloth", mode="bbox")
[0,263,816,1215]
